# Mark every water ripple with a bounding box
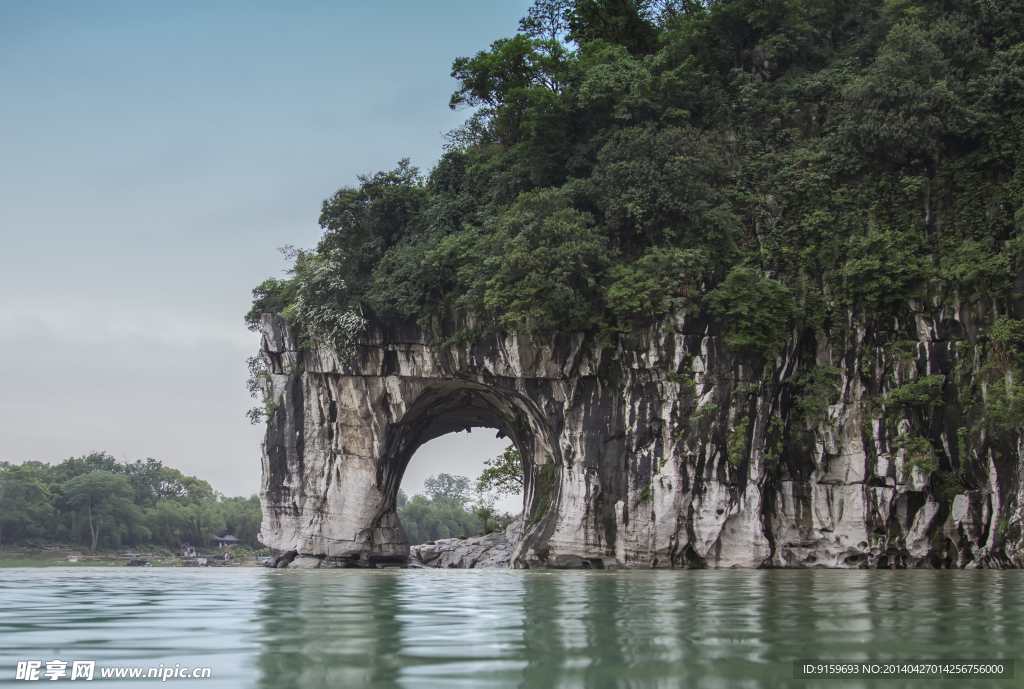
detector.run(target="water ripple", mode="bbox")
[0,568,1021,688]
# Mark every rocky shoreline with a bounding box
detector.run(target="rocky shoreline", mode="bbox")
[267,521,522,569]
[408,520,521,569]
[408,532,513,569]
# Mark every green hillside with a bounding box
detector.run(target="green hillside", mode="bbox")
[249,0,1023,355]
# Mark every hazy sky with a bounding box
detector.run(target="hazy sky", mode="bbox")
[1,0,528,512]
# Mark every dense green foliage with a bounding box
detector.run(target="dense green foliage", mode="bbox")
[396,492,481,544]
[423,472,474,504]
[476,445,525,498]
[398,462,523,544]
[2,453,526,551]
[0,453,261,553]
[247,0,1024,359]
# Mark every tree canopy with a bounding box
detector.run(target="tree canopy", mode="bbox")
[0,453,261,553]
[476,446,525,498]
[62,471,137,554]
[247,0,1024,361]
[1,452,524,551]
[398,464,523,544]
[423,473,474,504]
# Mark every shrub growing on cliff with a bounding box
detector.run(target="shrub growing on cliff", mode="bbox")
[605,246,707,328]
[991,315,1024,366]
[894,434,939,481]
[793,366,842,425]
[706,268,800,359]
[840,233,934,314]
[726,418,750,467]
[291,250,367,361]
[476,446,524,498]
[244,278,297,332]
[881,375,946,409]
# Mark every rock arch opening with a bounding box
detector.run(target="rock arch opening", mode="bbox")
[376,381,561,558]
[399,432,519,512]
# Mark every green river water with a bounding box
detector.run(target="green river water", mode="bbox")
[0,568,1020,688]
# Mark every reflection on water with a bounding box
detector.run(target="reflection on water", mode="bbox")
[0,568,1021,688]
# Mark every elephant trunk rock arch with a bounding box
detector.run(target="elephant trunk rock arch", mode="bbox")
[257,314,574,568]
[257,310,1024,570]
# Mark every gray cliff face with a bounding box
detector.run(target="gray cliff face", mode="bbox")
[257,303,1024,569]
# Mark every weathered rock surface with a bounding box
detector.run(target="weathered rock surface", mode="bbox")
[407,519,521,569]
[410,533,513,569]
[257,301,1024,569]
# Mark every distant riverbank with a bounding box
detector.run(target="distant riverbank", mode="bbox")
[0,549,260,568]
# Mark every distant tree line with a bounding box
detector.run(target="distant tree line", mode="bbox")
[0,453,261,553]
[0,445,525,550]
[398,445,524,544]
